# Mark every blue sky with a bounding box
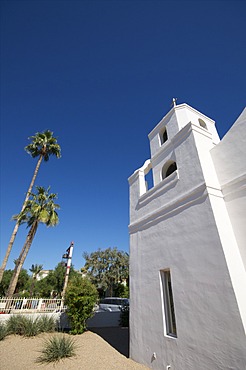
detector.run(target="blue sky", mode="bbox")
[1,0,245,273]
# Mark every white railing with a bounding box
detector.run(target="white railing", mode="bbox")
[0,297,67,314]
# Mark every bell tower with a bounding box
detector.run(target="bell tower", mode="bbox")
[129,101,220,224]
[128,101,246,370]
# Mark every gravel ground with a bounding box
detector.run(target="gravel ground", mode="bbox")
[0,331,150,370]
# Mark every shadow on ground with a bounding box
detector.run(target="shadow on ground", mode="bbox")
[89,327,129,357]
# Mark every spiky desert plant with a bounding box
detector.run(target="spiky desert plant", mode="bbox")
[21,317,40,337]
[6,314,57,337]
[37,315,57,333]
[6,315,38,336]
[6,315,27,336]
[36,335,77,363]
[0,321,7,341]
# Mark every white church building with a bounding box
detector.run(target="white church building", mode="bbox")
[128,102,246,370]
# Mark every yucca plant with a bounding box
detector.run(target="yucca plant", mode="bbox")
[7,315,39,336]
[37,315,57,333]
[22,317,40,337]
[6,314,57,337]
[0,321,7,341]
[6,315,28,336]
[36,335,77,363]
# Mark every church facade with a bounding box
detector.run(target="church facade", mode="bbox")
[128,102,246,369]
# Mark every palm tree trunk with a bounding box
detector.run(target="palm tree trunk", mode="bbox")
[6,222,38,297]
[30,278,36,297]
[0,155,43,283]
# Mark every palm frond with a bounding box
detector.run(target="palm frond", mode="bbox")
[12,186,60,229]
[24,130,61,160]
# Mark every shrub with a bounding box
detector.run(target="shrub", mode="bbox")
[114,284,129,298]
[119,304,129,327]
[36,335,77,363]
[65,276,98,334]
[0,321,7,341]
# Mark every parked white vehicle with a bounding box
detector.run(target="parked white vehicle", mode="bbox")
[98,297,129,312]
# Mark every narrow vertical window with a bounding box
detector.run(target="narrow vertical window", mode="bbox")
[161,270,177,337]
[160,127,168,145]
[145,167,153,191]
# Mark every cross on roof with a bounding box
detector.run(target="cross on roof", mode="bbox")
[171,98,177,107]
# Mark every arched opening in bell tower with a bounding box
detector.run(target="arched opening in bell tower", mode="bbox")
[161,160,177,180]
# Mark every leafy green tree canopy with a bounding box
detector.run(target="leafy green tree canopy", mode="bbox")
[14,186,60,228]
[82,247,129,297]
[29,264,43,296]
[35,262,80,298]
[0,269,30,296]
[25,130,61,161]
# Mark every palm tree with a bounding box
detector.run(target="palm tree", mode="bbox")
[6,186,60,297]
[29,263,43,296]
[0,130,61,283]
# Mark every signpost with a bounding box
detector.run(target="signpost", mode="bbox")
[61,241,74,299]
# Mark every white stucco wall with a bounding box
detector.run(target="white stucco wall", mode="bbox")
[130,197,246,369]
[129,103,246,370]
[211,108,246,269]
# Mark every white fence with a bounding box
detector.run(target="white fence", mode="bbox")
[0,297,66,314]
[0,298,122,328]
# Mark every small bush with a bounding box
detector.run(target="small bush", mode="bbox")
[0,321,7,341]
[36,335,77,363]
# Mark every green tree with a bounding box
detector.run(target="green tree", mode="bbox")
[0,269,30,297]
[82,247,129,297]
[6,186,60,297]
[0,130,61,283]
[39,263,67,298]
[34,275,55,298]
[35,263,80,298]
[29,263,43,296]
[65,275,98,334]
